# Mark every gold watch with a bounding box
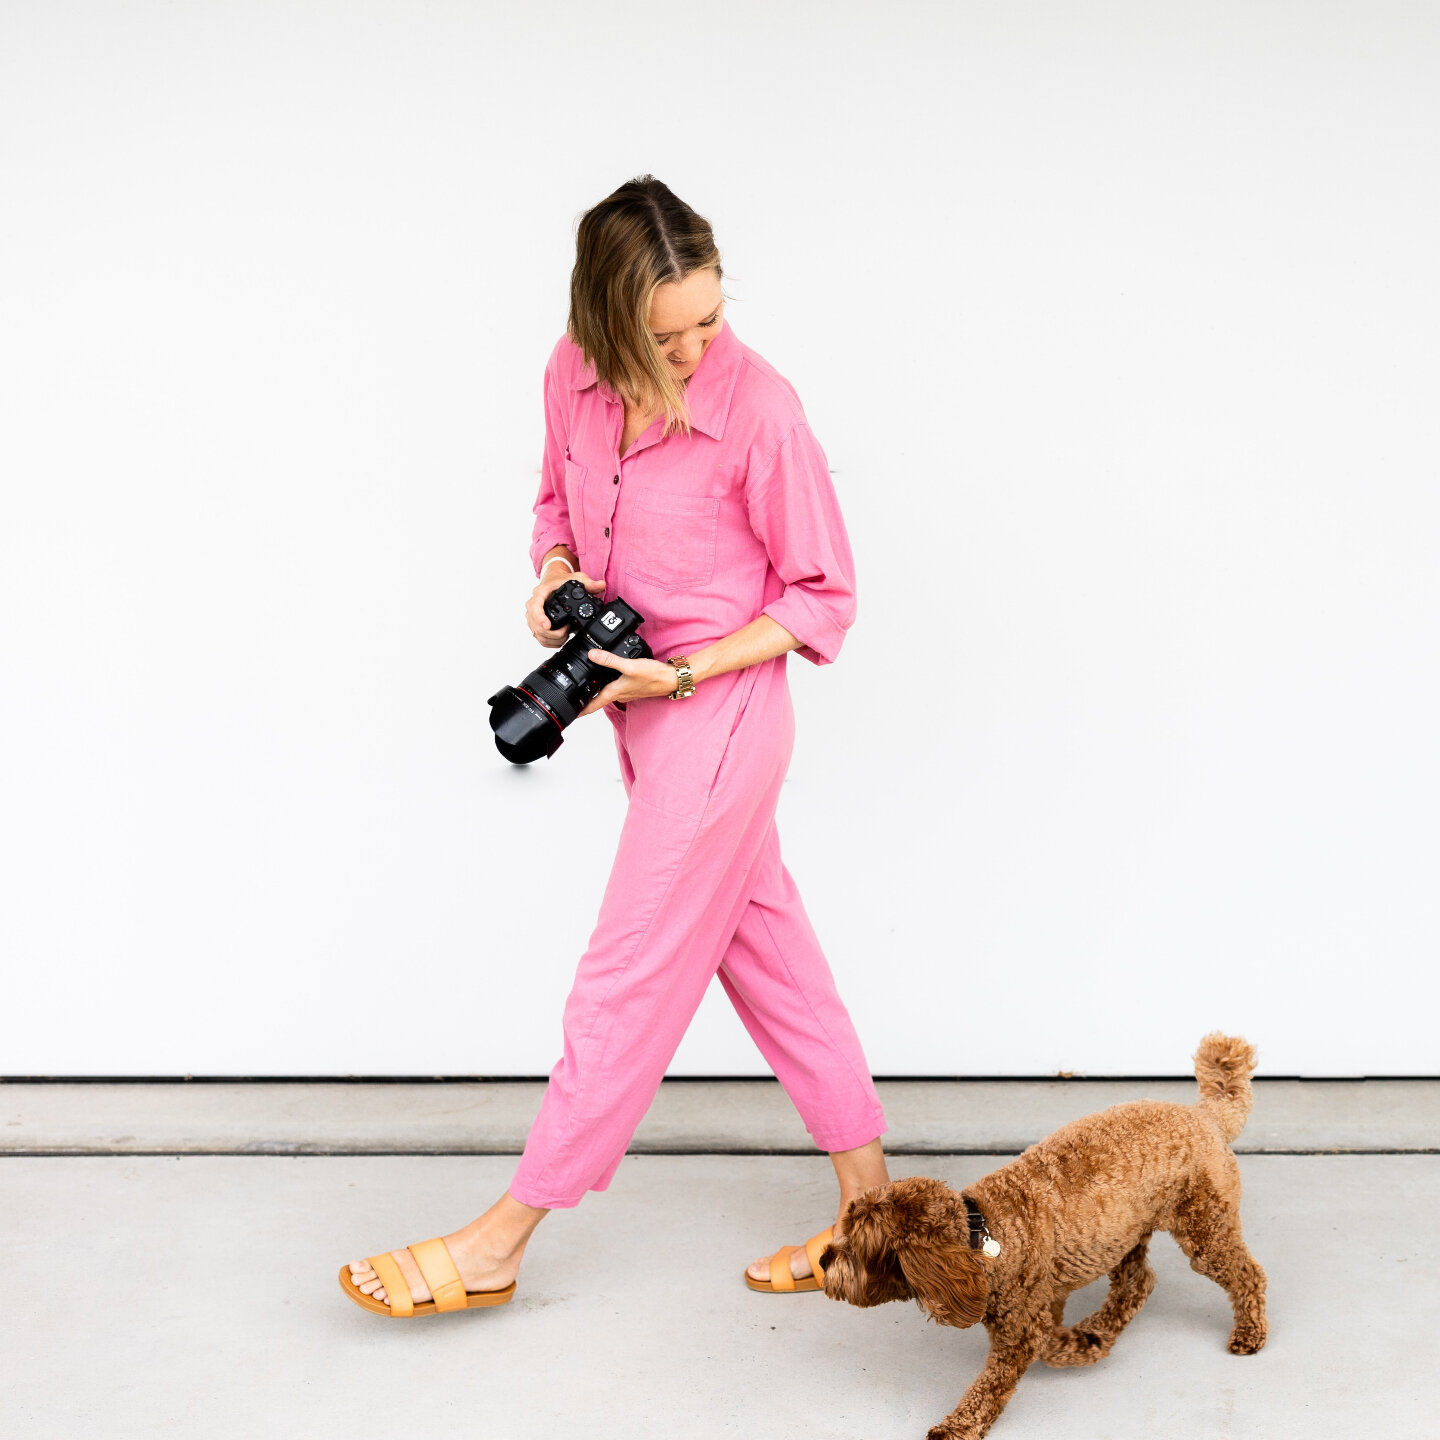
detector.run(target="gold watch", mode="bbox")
[666,655,697,699]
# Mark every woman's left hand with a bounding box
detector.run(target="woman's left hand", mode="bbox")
[576,650,684,717]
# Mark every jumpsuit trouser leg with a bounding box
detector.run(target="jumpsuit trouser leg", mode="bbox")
[714,816,887,1154]
[508,659,885,1210]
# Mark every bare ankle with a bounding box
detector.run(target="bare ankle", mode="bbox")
[458,1196,547,1265]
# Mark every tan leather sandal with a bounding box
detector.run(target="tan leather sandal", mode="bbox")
[744,1226,833,1294]
[338,1236,516,1317]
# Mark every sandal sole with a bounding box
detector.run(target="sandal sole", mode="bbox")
[744,1271,822,1293]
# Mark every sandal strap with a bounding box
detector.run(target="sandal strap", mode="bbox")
[804,1227,835,1283]
[409,1237,467,1313]
[769,1244,797,1291]
[366,1251,414,1316]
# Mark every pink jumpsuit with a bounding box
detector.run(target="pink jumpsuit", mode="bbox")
[509,317,886,1210]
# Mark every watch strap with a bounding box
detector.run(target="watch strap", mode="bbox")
[666,656,696,699]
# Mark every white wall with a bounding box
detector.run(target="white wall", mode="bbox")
[2,1,1436,1077]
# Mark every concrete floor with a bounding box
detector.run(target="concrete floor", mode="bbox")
[3,1150,1437,1439]
[6,1077,1437,1154]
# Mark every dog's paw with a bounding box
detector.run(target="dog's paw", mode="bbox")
[1041,1325,1110,1367]
[1227,1322,1266,1355]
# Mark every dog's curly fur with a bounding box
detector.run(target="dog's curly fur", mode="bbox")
[820,1033,1268,1440]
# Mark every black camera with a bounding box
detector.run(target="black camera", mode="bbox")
[487,579,654,764]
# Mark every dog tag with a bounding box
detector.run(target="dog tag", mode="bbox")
[982,1238,1002,1258]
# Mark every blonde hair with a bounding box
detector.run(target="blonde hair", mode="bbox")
[569,175,729,441]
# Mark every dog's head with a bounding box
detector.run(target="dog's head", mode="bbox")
[819,1175,990,1328]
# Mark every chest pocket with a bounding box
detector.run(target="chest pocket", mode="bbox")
[563,456,588,551]
[622,491,720,590]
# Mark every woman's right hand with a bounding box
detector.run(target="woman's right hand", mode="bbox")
[527,567,606,648]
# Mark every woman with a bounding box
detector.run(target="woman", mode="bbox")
[341,175,890,1317]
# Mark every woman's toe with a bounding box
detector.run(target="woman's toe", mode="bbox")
[342,1256,391,1305]
[748,1256,769,1281]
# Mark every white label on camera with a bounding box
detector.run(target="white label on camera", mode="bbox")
[601,610,622,630]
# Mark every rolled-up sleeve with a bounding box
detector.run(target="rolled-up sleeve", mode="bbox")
[528,358,578,577]
[744,421,857,666]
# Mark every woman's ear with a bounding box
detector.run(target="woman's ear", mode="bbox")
[896,1233,990,1329]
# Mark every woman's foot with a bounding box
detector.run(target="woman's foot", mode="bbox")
[346,1192,546,1307]
[747,1137,890,1286]
[746,1238,827,1286]
[348,1224,518,1306]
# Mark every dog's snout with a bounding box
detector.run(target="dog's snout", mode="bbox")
[817,1244,836,1271]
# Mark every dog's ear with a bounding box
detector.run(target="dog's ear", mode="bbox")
[824,1188,915,1307]
[896,1230,990,1329]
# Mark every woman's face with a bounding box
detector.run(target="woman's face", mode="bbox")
[647,268,724,384]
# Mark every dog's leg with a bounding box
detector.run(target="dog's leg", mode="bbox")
[926,1310,1048,1440]
[1042,1235,1156,1367]
[1170,1185,1268,1355]
[1040,1289,1079,1364]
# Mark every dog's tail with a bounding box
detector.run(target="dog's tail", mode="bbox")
[1193,1032,1257,1143]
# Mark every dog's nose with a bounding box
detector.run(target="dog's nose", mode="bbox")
[817,1245,836,1271]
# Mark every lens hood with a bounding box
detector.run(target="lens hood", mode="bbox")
[487,685,565,764]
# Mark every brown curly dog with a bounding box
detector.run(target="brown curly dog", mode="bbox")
[819,1033,1268,1440]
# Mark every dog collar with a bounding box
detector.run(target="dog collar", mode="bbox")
[964,1195,1002,1258]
